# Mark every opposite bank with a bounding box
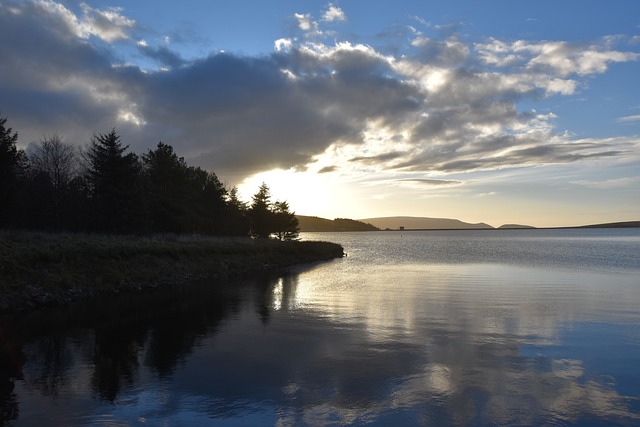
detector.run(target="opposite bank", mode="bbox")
[0,231,344,312]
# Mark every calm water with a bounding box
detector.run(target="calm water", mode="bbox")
[1,229,639,426]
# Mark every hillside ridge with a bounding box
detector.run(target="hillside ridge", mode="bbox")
[360,216,494,230]
[296,216,379,232]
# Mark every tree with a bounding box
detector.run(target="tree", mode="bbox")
[248,183,274,238]
[248,183,298,240]
[27,134,79,228]
[29,134,78,195]
[84,129,142,233]
[272,200,299,241]
[222,186,250,236]
[182,166,227,234]
[142,142,190,233]
[0,116,28,227]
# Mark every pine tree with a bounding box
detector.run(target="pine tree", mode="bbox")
[249,183,274,238]
[272,200,299,241]
[178,166,225,234]
[0,116,28,227]
[248,184,298,239]
[223,186,250,236]
[84,129,142,232]
[142,142,189,232]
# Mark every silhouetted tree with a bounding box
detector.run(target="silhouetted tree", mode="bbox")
[0,116,28,227]
[64,175,92,231]
[249,182,274,238]
[223,186,250,236]
[183,166,227,234]
[0,118,291,236]
[84,129,142,233]
[29,134,78,195]
[27,134,79,229]
[247,184,298,239]
[20,171,56,229]
[142,142,190,233]
[272,200,299,241]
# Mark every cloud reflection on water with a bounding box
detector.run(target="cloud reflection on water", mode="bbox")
[254,262,640,426]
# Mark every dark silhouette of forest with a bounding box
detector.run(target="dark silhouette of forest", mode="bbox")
[0,116,298,239]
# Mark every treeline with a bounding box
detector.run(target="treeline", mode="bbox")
[0,116,298,239]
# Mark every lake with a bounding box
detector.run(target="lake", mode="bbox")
[1,228,639,426]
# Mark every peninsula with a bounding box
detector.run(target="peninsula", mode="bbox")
[0,232,344,312]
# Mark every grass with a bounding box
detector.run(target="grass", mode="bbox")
[0,231,344,311]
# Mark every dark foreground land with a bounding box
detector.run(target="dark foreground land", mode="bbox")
[0,231,344,312]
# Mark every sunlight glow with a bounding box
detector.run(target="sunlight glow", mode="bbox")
[117,109,146,126]
[238,168,336,217]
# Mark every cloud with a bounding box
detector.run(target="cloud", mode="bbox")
[572,176,640,189]
[350,152,406,164]
[24,0,135,43]
[616,114,640,123]
[137,44,185,69]
[1,0,639,185]
[294,13,322,37]
[79,2,135,42]
[274,38,292,52]
[397,178,463,186]
[318,166,337,174]
[322,4,347,22]
[476,38,639,77]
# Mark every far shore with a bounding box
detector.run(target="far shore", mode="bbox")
[0,231,344,313]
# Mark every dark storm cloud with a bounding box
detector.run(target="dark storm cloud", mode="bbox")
[136,51,394,176]
[1,1,638,183]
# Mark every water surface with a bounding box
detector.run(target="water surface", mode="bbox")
[1,229,639,426]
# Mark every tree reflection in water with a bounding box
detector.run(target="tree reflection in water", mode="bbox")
[0,325,22,423]
[0,275,247,421]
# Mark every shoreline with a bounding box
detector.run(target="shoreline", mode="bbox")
[0,231,344,313]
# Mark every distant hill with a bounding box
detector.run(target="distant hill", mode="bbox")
[299,215,639,232]
[297,216,379,232]
[359,216,494,230]
[577,221,640,229]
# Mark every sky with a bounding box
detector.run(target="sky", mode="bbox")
[1,0,639,227]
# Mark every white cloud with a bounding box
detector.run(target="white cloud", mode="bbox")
[79,3,135,42]
[476,38,640,77]
[572,176,640,189]
[117,108,146,126]
[411,16,429,27]
[29,0,135,43]
[475,38,524,66]
[33,0,85,38]
[616,114,640,123]
[322,4,346,22]
[274,38,293,52]
[295,13,321,36]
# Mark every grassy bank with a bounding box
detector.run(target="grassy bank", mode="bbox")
[0,231,344,312]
